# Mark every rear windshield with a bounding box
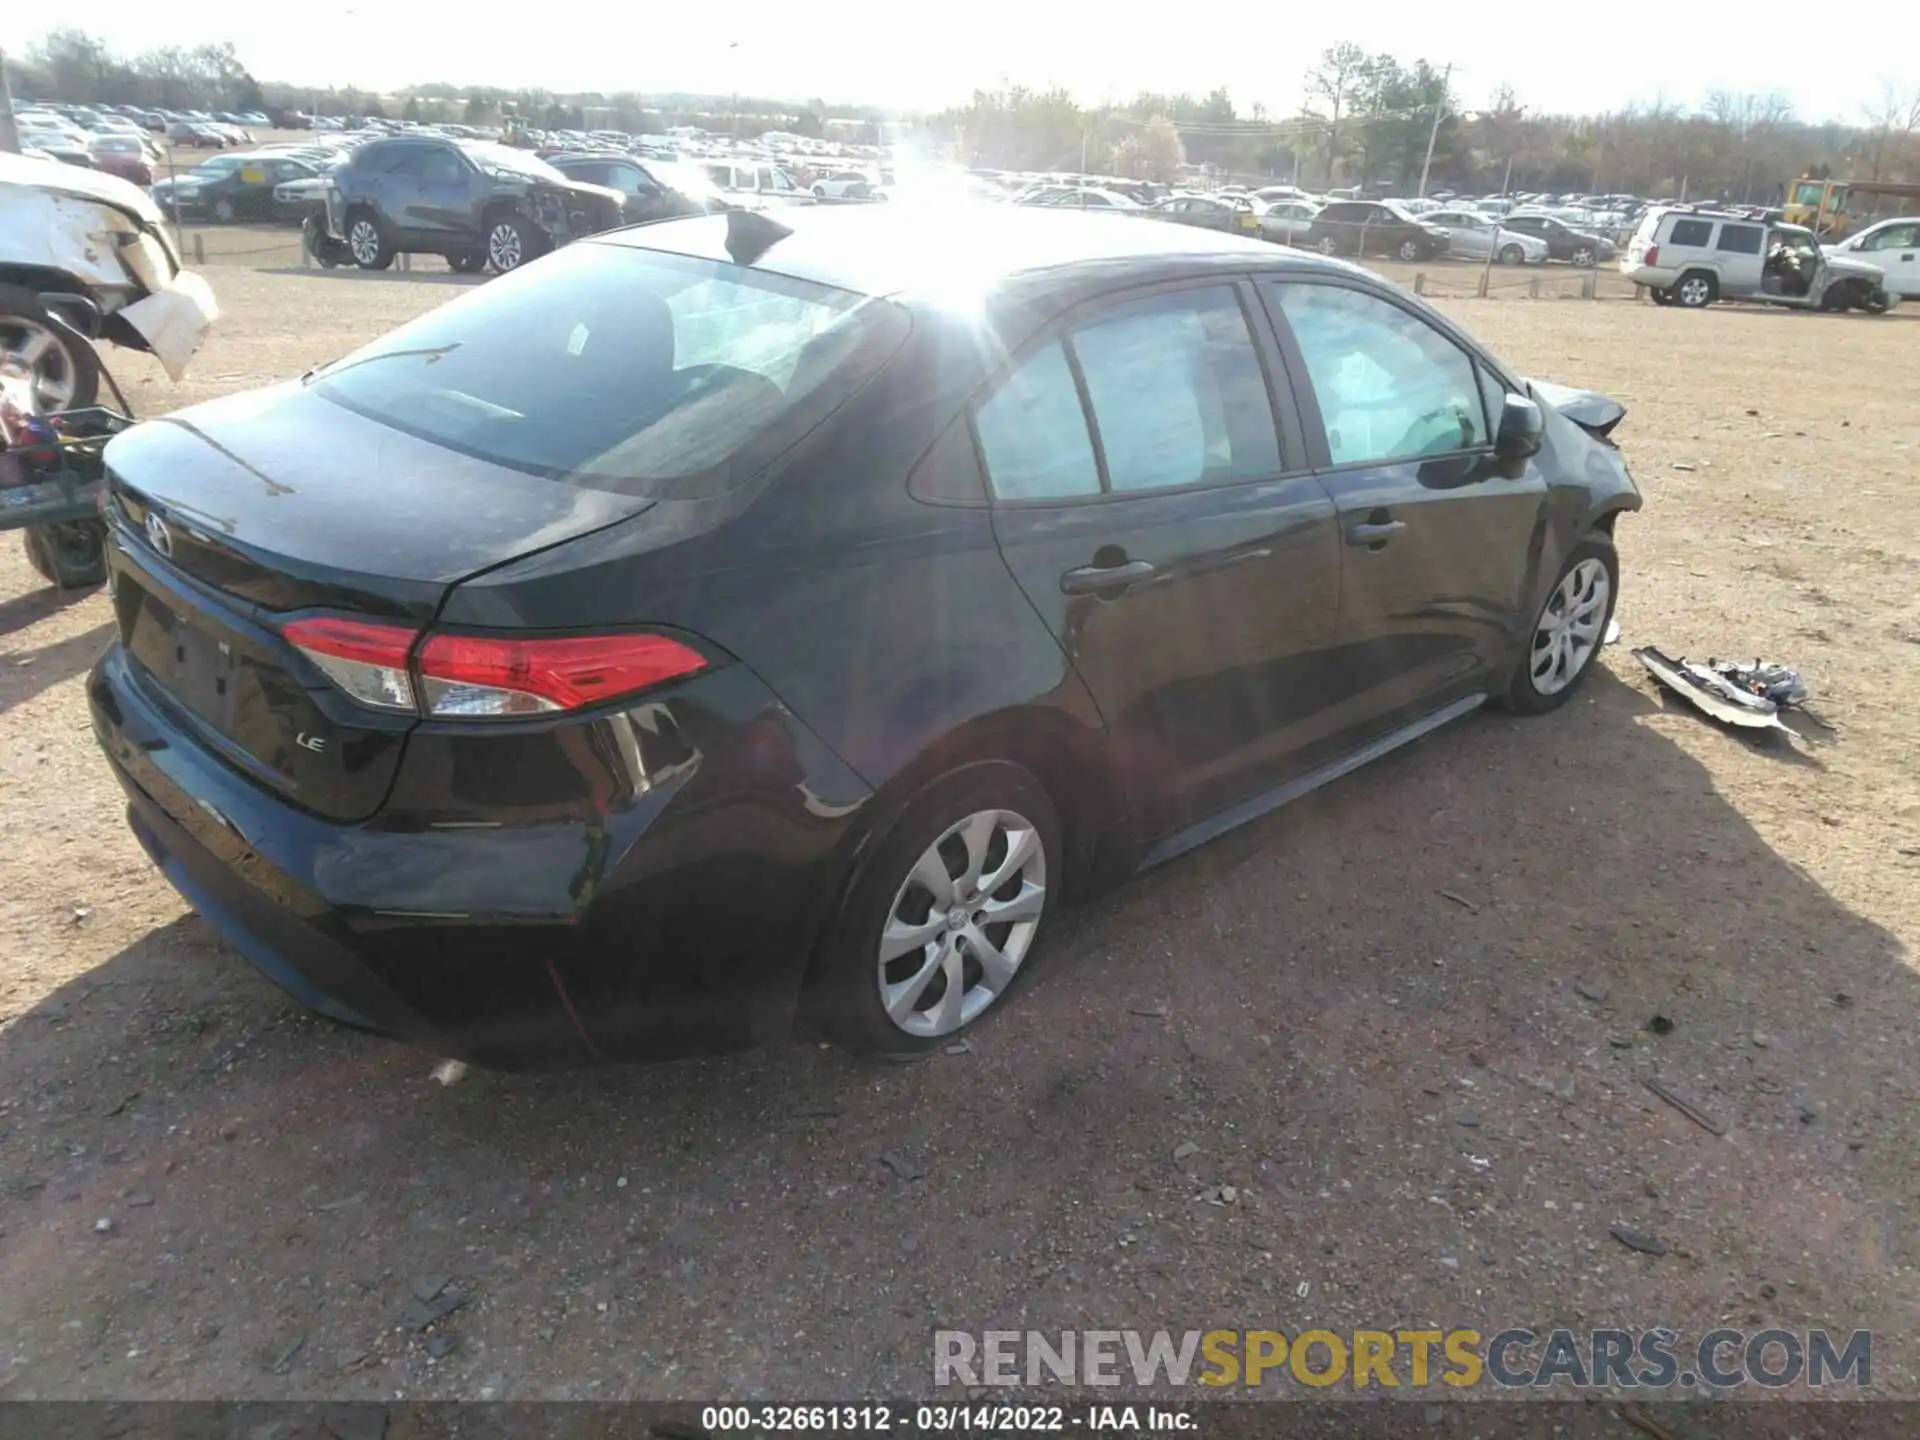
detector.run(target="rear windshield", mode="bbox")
[310,242,908,498]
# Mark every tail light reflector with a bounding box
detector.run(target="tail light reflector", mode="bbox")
[283,616,420,714]
[1644,244,1659,266]
[416,632,707,716]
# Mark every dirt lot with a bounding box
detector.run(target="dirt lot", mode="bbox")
[1,256,1918,1405]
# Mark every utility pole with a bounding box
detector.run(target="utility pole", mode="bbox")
[0,48,22,155]
[1415,62,1452,198]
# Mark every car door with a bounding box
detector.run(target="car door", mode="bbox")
[1431,212,1487,259]
[1855,221,1920,297]
[1259,276,1548,738]
[1712,221,1766,295]
[980,278,1345,846]
[415,146,481,241]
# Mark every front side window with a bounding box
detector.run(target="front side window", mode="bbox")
[1863,223,1917,251]
[1268,282,1488,466]
[311,243,904,497]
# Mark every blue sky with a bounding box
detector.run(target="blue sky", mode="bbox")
[21,4,1913,122]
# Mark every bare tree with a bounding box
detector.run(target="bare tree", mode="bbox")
[1303,42,1368,186]
[1860,79,1920,180]
[1704,90,1794,200]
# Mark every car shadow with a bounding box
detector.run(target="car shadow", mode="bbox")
[0,583,93,642]
[0,619,113,718]
[0,658,1912,1398]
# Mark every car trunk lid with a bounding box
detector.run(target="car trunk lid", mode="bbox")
[102,383,653,821]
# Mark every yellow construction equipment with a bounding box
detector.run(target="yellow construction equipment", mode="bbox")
[1784,177,1920,238]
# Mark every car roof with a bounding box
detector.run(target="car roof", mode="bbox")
[591,203,1335,297]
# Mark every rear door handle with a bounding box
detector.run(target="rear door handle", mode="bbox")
[1060,558,1156,595]
[1346,519,1407,548]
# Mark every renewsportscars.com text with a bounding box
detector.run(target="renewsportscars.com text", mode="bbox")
[934,1327,1871,1390]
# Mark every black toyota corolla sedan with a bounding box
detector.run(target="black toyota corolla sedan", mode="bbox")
[89,205,1640,1069]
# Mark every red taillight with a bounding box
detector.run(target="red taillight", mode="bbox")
[284,615,421,714]
[1644,243,1659,266]
[283,618,708,718]
[415,632,707,717]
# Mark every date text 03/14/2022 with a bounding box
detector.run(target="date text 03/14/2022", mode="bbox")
[699,1405,1194,1432]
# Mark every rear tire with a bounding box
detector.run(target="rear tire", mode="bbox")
[1673,271,1717,308]
[1315,235,1339,256]
[22,521,108,589]
[804,762,1062,1059]
[1498,538,1619,715]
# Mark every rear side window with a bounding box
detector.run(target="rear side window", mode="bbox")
[1668,218,1714,247]
[1716,224,1763,254]
[972,286,1282,502]
[1070,287,1280,492]
[973,342,1101,501]
[311,242,906,499]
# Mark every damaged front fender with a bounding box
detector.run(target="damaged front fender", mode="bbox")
[0,153,218,381]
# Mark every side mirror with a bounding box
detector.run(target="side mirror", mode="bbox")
[1494,394,1545,461]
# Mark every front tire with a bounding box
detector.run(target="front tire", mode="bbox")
[0,285,100,412]
[1397,237,1423,261]
[345,211,394,270]
[1571,244,1597,266]
[1498,243,1525,266]
[485,214,539,272]
[804,763,1061,1059]
[1315,235,1339,256]
[1500,539,1619,714]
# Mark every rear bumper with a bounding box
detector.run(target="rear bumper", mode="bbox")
[89,641,873,1068]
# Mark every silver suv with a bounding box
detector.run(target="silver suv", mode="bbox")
[1621,207,1896,313]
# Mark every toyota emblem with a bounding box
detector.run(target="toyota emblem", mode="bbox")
[145,511,173,558]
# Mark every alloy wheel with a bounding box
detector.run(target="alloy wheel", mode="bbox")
[1572,245,1596,266]
[1677,276,1712,307]
[488,222,524,271]
[1529,558,1610,696]
[348,219,380,265]
[0,317,77,411]
[876,808,1047,1038]
[1398,238,1421,261]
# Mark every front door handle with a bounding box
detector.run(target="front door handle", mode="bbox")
[1060,558,1156,595]
[1346,519,1407,548]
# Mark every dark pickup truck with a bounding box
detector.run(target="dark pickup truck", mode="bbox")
[310,136,624,273]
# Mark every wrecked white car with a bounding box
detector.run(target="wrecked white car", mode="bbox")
[0,152,218,411]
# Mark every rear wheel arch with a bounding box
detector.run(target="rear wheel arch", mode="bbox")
[846,710,1123,905]
[792,708,1123,1016]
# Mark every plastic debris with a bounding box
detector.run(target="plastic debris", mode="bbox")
[1632,646,1807,731]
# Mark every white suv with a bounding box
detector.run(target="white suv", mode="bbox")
[1621,207,1896,313]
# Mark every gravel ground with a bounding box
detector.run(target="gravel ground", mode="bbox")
[1,263,1917,1404]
